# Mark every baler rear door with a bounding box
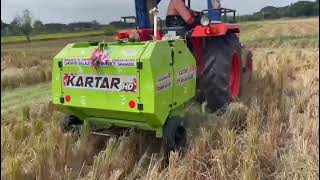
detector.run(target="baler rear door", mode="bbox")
[59,42,147,121]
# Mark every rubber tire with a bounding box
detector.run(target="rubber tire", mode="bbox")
[200,32,242,112]
[163,117,187,158]
[61,115,83,134]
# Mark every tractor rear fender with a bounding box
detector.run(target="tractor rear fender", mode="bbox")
[191,23,240,38]
[191,23,240,74]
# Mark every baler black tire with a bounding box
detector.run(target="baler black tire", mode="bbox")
[201,33,242,112]
[163,117,187,158]
[62,115,83,134]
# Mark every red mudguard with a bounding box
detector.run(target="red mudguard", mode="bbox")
[192,23,240,37]
[191,23,240,74]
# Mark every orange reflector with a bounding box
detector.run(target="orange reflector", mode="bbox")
[211,28,219,34]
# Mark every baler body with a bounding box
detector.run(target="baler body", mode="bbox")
[52,40,196,137]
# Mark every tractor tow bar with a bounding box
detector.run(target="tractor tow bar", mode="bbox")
[90,131,113,137]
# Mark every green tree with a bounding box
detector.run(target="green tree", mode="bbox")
[313,0,319,15]
[9,18,20,35]
[238,0,319,22]
[11,9,33,42]
[91,20,100,30]
[33,20,44,33]
[289,1,315,17]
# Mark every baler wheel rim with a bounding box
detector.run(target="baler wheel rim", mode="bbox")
[229,50,241,98]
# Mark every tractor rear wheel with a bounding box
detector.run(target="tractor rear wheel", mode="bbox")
[201,32,242,112]
[163,117,187,158]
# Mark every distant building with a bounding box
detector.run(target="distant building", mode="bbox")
[1,23,10,36]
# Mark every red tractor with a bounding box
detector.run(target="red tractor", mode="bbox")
[120,0,253,112]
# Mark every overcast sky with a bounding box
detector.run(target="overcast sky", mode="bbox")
[1,0,311,24]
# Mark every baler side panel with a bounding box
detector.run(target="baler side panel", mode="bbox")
[139,41,173,127]
[172,40,197,107]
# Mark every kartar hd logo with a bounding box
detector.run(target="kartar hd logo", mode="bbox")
[63,74,137,92]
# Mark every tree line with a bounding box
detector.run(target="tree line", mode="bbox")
[1,10,134,42]
[1,1,319,42]
[237,0,319,21]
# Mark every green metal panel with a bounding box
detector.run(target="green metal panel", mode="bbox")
[139,40,174,127]
[85,117,163,137]
[52,42,149,122]
[171,40,197,108]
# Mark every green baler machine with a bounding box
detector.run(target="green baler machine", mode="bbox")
[52,39,196,152]
[52,0,254,155]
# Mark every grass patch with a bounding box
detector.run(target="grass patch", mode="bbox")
[1,31,105,44]
[243,33,319,48]
[1,83,51,114]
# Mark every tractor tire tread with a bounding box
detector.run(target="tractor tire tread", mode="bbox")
[199,33,242,112]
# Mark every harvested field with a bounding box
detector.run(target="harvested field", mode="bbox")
[1,36,113,90]
[1,18,319,180]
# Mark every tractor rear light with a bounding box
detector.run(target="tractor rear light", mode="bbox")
[204,27,211,35]
[204,27,219,35]
[128,100,136,109]
[65,95,71,102]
